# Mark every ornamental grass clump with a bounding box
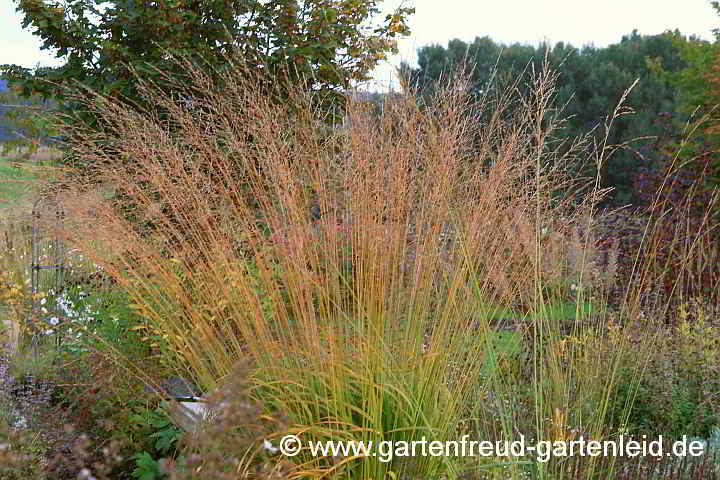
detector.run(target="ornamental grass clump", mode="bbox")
[55,51,664,479]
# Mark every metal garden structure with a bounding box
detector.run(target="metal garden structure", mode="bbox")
[29,193,66,347]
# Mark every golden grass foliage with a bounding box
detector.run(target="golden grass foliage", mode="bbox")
[33,53,716,479]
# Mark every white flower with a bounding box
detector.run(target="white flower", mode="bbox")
[41,307,48,314]
[40,297,47,305]
[45,329,53,335]
[13,416,28,429]
[78,467,96,480]
[570,284,577,291]
[264,439,279,454]
[49,317,60,326]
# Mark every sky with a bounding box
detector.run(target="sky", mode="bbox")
[2,0,719,92]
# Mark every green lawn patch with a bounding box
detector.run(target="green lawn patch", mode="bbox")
[0,157,38,207]
[543,299,596,322]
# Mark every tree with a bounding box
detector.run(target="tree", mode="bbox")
[1,0,413,168]
[401,32,688,206]
[655,12,720,187]
[627,3,720,257]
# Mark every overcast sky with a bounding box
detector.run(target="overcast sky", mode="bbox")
[2,0,719,91]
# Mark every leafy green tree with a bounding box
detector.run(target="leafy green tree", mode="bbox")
[5,0,413,97]
[2,0,413,169]
[653,11,720,187]
[401,31,688,206]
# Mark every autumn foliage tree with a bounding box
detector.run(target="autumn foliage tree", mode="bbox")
[629,10,720,303]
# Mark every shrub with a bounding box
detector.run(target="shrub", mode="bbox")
[623,299,720,439]
[632,140,720,311]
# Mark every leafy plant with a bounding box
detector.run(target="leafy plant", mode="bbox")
[132,451,164,480]
[127,406,183,480]
[608,299,720,440]
[57,282,150,358]
[131,407,183,456]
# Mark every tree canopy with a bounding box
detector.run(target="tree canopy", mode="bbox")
[4,0,413,97]
[1,0,414,168]
[400,31,700,206]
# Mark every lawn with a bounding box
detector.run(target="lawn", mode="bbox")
[0,157,38,208]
